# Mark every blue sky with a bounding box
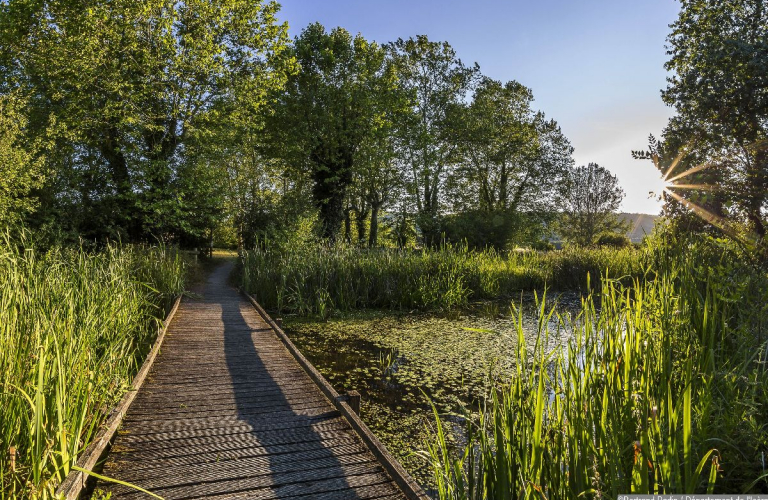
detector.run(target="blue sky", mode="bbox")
[276,0,681,214]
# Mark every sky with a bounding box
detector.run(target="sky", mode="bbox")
[275,0,682,214]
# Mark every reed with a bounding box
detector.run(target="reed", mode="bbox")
[241,243,644,314]
[0,239,185,499]
[424,236,768,498]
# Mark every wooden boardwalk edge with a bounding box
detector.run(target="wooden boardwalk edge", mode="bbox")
[243,292,431,500]
[55,295,184,500]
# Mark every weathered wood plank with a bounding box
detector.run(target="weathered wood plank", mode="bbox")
[88,260,420,499]
[104,440,369,473]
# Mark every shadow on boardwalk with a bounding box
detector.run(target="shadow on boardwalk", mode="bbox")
[93,258,404,499]
[218,261,358,498]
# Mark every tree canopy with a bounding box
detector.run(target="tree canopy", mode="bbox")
[0,0,291,243]
[0,1,637,251]
[636,0,768,242]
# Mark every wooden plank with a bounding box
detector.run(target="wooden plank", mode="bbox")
[118,409,341,436]
[54,295,182,500]
[103,451,378,490]
[108,435,367,466]
[88,261,418,500]
[244,293,430,500]
[105,464,393,500]
[104,440,369,472]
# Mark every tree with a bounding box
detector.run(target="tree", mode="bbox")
[389,36,478,246]
[444,78,573,248]
[266,24,401,240]
[0,0,290,242]
[449,78,573,210]
[0,92,44,229]
[558,163,626,247]
[357,134,403,247]
[448,78,538,212]
[651,0,768,238]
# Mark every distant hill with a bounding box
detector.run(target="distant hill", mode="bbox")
[619,213,658,243]
[548,213,658,247]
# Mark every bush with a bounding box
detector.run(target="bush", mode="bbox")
[530,239,556,251]
[440,210,529,250]
[596,231,631,248]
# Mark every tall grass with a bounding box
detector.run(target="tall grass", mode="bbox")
[425,236,768,498]
[241,244,643,314]
[0,240,185,499]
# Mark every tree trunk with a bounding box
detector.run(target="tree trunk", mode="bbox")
[355,207,369,246]
[311,146,354,242]
[746,147,767,238]
[343,207,352,243]
[369,204,381,247]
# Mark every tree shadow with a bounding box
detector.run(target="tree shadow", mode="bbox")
[216,263,361,498]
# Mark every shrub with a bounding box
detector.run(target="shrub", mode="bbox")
[530,239,556,251]
[441,210,526,250]
[596,231,631,248]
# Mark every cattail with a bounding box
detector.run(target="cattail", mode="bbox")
[9,446,16,473]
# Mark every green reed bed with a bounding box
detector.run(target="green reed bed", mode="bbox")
[241,244,644,314]
[0,241,185,499]
[425,237,768,498]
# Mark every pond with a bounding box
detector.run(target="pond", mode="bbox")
[281,293,582,490]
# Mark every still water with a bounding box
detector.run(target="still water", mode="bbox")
[282,293,581,488]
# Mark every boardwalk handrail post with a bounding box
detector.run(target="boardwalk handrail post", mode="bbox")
[346,390,361,415]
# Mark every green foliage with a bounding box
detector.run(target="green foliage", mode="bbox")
[388,36,479,246]
[558,163,627,247]
[265,24,405,241]
[635,0,768,239]
[447,78,573,221]
[241,243,644,314]
[0,0,291,242]
[0,93,44,228]
[441,210,525,250]
[426,235,768,498]
[530,240,556,251]
[595,231,631,248]
[0,238,185,497]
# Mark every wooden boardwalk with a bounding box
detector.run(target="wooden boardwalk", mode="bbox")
[95,261,414,499]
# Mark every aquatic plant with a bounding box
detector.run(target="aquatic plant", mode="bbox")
[425,236,768,498]
[0,240,185,498]
[241,243,644,314]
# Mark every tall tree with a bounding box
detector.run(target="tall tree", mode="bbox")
[449,78,573,214]
[389,36,478,246]
[558,163,626,247]
[357,134,403,247]
[657,0,768,238]
[0,0,290,242]
[266,24,400,240]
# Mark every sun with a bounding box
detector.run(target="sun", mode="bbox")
[649,172,672,199]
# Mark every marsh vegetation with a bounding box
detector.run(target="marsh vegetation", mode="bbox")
[245,234,768,496]
[0,241,185,497]
[1,0,767,498]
